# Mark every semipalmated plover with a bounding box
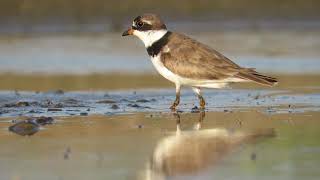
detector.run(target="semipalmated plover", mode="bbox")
[122,14,278,110]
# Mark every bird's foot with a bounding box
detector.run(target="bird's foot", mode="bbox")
[199,96,206,110]
[170,99,180,111]
[170,103,178,111]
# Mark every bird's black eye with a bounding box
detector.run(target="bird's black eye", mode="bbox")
[137,21,144,28]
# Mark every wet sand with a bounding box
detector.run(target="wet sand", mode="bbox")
[0,110,319,180]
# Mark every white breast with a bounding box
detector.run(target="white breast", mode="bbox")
[151,54,180,84]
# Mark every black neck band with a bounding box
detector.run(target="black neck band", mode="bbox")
[146,31,172,57]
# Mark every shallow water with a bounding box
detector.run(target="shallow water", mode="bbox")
[0,88,319,118]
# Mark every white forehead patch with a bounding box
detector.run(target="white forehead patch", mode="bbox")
[142,20,152,25]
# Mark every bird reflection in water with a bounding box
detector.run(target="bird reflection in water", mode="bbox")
[141,111,275,180]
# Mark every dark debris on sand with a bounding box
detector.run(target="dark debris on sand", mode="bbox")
[33,116,54,125]
[96,99,117,104]
[251,152,257,161]
[111,104,120,110]
[9,116,55,136]
[47,108,62,112]
[4,101,40,108]
[9,121,40,136]
[191,106,200,113]
[80,112,88,116]
[136,99,150,103]
[64,147,72,160]
[127,103,150,109]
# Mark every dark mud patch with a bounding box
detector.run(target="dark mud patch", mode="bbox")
[80,112,88,116]
[9,121,40,136]
[96,99,117,104]
[47,108,63,112]
[111,104,120,110]
[4,101,40,108]
[127,103,151,109]
[9,116,54,136]
[135,98,157,104]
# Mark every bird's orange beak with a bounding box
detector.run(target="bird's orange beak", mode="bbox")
[122,28,134,36]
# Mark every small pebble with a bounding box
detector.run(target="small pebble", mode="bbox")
[127,103,141,108]
[47,108,62,112]
[80,112,88,116]
[97,100,116,104]
[63,98,78,104]
[251,153,257,161]
[9,121,40,136]
[34,116,54,125]
[55,89,64,95]
[54,103,64,108]
[254,94,260,100]
[136,124,144,129]
[5,101,30,107]
[191,106,200,113]
[136,99,150,103]
[16,101,30,107]
[111,104,119,109]
[64,147,71,160]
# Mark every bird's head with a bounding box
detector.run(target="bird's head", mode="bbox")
[122,14,168,47]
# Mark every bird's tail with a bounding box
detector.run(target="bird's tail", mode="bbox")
[236,69,278,87]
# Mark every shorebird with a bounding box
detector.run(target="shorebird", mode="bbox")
[122,14,277,110]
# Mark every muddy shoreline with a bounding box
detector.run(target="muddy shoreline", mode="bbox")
[0,109,319,180]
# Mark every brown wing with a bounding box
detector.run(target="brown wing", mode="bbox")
[161,33,242,80]
[161,33,278,86]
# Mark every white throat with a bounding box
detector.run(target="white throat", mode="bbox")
[133,29,168,47]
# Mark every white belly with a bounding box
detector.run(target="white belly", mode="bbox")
[150,55,246,88]
[150,55,180,84]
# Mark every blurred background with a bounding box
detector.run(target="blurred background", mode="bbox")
[0,0,319,91]
[1,2,320,180]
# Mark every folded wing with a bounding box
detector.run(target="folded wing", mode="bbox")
[162,33,277,86]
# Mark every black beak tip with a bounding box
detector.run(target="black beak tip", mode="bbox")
[122,31,129,36]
